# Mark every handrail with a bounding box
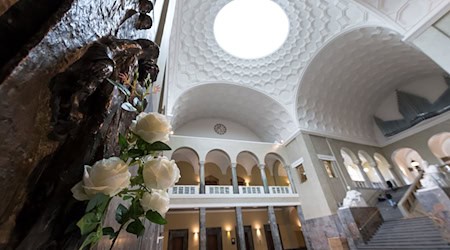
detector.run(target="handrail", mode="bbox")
[358,209,381,231]
[398,171,424,217]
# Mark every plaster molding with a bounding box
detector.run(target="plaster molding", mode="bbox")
[290,157,305,168]
[317,154,336,161]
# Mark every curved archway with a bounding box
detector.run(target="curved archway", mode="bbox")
[171,83,297,142]
[265,152,287,186]
[428,132,450,164]
[296,26,442,144]
[171,147,200,185]
[391,148,424,184]
[359,150,384,188]
[205,149,231,185]
[340,148,365,186]
[374,152,400,187]
[236,151,259,186]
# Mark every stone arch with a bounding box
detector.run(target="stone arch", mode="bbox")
[340,148,364,182]
[358,150,380,183]
[391,147,424,184]
[171,147,200,185]
[205,149,231,175]
[374,152,399,186]
[428,132,450,164]
[236,151,260,176]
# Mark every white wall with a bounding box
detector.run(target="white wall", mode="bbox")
[174,118,262,142]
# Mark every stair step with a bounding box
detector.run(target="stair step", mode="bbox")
[358,246,450,249]
[361,242,449,247]
[372,233,442,240]
[369,239,447,244]
[374,231,442,238]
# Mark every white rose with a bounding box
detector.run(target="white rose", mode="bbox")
[143,156,181,190]
[71,157,131,201]
[129,112,172,144]
[140,190,170,216]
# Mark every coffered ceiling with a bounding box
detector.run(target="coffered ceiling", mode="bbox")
[167,0,445,144]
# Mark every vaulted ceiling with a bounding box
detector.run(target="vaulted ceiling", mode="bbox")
[167,0,445,145]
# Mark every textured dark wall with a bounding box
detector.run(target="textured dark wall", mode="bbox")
[0,0,157,248]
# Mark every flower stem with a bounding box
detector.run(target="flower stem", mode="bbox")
[109,222,126,250]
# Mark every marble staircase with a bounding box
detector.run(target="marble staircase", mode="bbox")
[357,217,450,249]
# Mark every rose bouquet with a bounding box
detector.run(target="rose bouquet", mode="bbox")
[70,73,179,249]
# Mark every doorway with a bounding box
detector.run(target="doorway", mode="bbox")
[264,224,283,250]
[206,227,223,250]
[236,225,255,250]
[168,229,188,250]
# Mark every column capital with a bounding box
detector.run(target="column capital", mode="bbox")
[369,162,378,168]
[258,163,266,169]
[353,159,361,165]
[199,160,205,165]
[231,163,237,168]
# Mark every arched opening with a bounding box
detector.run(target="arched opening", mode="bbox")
[428,132,450,164]
[205,149,231,186]
[374,153,400,187]
[265,153,288,187]
[340,148,365,187]
[358,150,383,188]
[236,151,259,186]
[171,147,200,185]
[392,148,424,184]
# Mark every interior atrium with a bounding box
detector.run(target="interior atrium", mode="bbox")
[1,0,450,249]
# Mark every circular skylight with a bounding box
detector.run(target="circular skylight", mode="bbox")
[213,0,289,59]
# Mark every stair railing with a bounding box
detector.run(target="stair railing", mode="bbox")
[358,209,383,243]
[398,171,424,217]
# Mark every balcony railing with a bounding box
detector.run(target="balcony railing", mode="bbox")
[168,185,293,196]
[168,185,299,208]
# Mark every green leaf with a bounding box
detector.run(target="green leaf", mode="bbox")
[86,193,110,213]
[147,141,171,151]
[79,231,101,250]
[122,195,133,200]
[107,78,131,96]
[130,175,144,186]
[77,212,100,235]
[128,148,144,159]
[126,219,145,237]
[145,210,167,225]
[102,227,116,239]
[129,199,144,219]
[115,204,129,224]
[136,138,148,151]
[119,134,128,151]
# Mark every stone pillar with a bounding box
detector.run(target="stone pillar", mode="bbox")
[285,165,297,193]
[235,207,246,250]
[231,163,239,194]
[388,166,405,187]
[259,163,269,194]
[355,160,373,188]
[199,161,205,194]
[371,162,387,188]
[199,208,206,250]
[267,206,282,250]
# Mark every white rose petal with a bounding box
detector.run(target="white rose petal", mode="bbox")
[129,112,172,144]
[71,157,131,201]
[143,156,181,190]
[140,190,170,216]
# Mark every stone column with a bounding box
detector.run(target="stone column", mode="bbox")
[267,206,282,250]
[371,162,387,188]
[199,208,206,250]
[355,160,373,188]
[259,163,270,194]
[231,163,239,194]
[199,161,205,194]
[235,207,246,250]
[285,165,297,193]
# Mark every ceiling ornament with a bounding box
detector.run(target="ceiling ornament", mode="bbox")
[168,0,372,113]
